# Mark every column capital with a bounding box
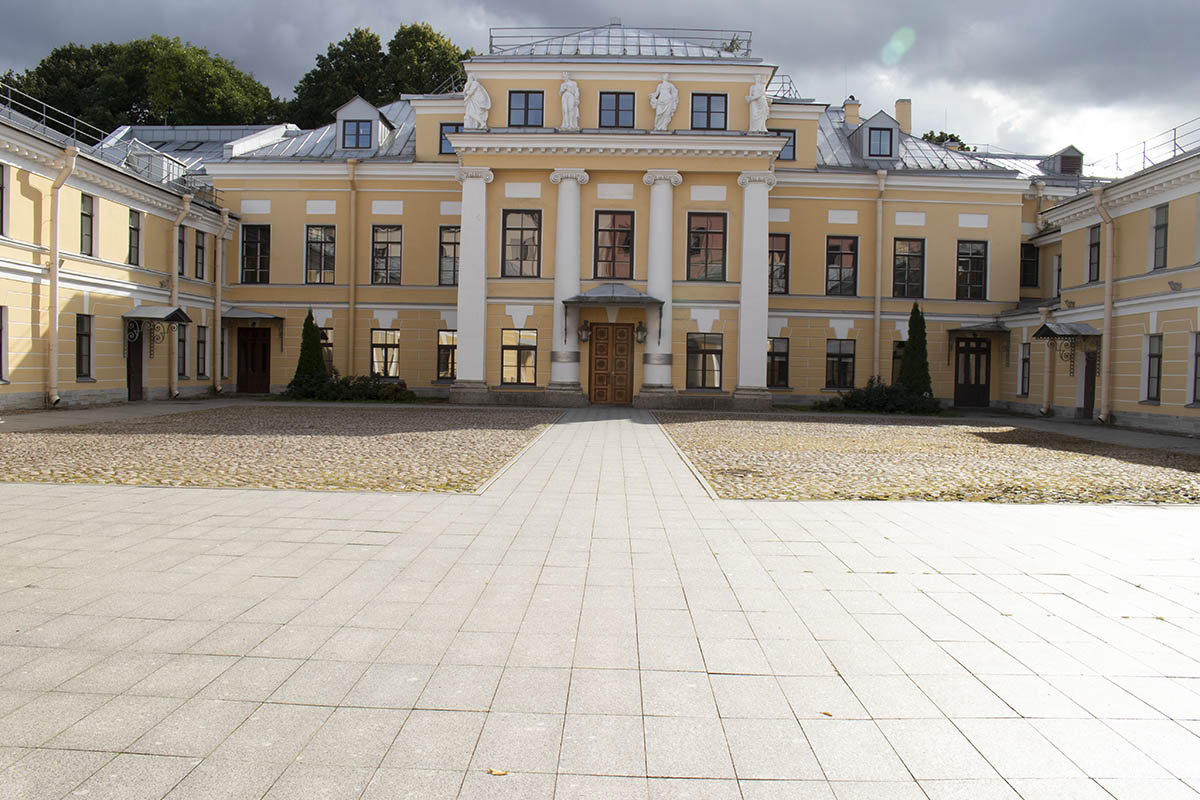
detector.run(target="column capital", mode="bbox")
[737,170,777,189]
[549,168,589,185]
[643,169,683,187]
[456,166,494,184]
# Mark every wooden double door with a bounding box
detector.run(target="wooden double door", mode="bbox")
[588,323,633,405]
[953,337,991,407]
[237,327,271,393]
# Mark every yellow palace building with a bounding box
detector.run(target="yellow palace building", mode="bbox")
[1,24,1198,435]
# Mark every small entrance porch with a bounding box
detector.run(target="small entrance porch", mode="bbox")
[562,283,662,407]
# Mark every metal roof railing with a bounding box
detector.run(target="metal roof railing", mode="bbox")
[1086,115,1200,178]
[488,24,753,58]
[767,75,804,100]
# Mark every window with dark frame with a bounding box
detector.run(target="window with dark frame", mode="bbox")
[599,92,635,128]
[690,94,727,130]
[439,122,463,155]
[1088,225,1101,282]
[195,231,206,280]
[439,226,460,285]
[370,329,402,378]
[177,323,187,377]
[687,213,726,281]
[508,91,544,127]
[768,233,789,294]
[1020,242,1038,287]
[319,327,334,373]
[956,240,987,300]
[892,238,924,298]
[1153,204,1168,270]
[826,339,855,389]
[501,328,537,384]
[305,225,336,284]
[686,332,723,389]
[0,306,6,380]
[80,194,94,257]
[371,225,403,284]
[868,128,893,157]
[891,341,905,385]
[1019,343,1031,396]
[342,120,372,149]
[1147,334,1162,401]
[178,226,186,275]
[826,236,858,296]
[594,211,634,279]
[437,330,457,379]
[127,210,141,265]
[0,165,5,237]
[502,210,541,277]
[240,225,270,284]
[75,314,92,378]
[769,129,795,161]
[767,337,789,387]
[197,325,207,377]
[1194,333,1200,404]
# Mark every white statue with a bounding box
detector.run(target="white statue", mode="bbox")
[463,74,491,129]
[649,74,678,131]
[559,72,580,131]
[746,73,769,133]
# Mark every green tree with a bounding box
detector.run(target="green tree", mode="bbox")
[385,23,473,96]
[897,302,933,396]
[286,309,328,397]
[921,130,976,152]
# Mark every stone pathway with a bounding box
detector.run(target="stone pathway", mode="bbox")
[0,407,1199,799]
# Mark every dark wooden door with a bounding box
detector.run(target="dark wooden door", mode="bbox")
[126,321,143,401]
[237,327,271,393]
[1082,351,1097,417]
[588,323,633,405]
[953,337,991,407]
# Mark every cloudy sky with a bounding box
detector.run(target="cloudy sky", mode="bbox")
[2,0,1197,172]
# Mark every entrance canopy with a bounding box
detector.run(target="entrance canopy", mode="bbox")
[1032,322,1101,339]
[221,306,283,322]
[562,283,664,308]
[122,305,192,323]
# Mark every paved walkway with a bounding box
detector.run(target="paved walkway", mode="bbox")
[1,408,1199,799]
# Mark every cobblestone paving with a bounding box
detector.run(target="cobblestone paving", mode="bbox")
[0,406,558,493]
[655,412,1200,503]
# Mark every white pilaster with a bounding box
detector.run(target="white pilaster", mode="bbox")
[548,168,589,394]
[453,167,493,395]
[642,169,682,390]
[735,170,776,404]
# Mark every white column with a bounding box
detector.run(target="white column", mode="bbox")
[641,169,682,390]
[548,168,589,394]
[735,170,776,404]
[453,167,493,397]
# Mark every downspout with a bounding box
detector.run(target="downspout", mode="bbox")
[1092,187,1115,423]
[346,159,358,376]
[46,146,78,407]
[1038,306,1055,416]
[212,208,230,393]
[168,194,193,398]
[873,169,887,378]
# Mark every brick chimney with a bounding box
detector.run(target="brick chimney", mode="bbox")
[843,95,860,127]
[894,99,912,135]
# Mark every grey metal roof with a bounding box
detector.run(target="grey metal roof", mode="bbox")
[484,25,755,61]
[123,306,192,323]
[221,306,283,321]
[564,283,663,305]
[225,100,415,161]
[813,106,1006,172]
[1033,322,1102,338]
[119,125,272,169]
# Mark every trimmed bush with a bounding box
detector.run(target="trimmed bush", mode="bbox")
[811,376,942,415]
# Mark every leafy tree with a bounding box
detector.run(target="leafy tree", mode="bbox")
[897,302,933,397]
[921,130,976,152]
[385,23,473,97]
[286,309,328,397]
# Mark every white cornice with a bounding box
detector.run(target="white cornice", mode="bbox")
[408,97,466,115]
[765,105,828,122]
[1044,154,1200,227]
[205,161,459,180]
[774,170,1029,193]
[465,61,774,83]
[446,131,784,161]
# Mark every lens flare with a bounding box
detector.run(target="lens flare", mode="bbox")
[881,27,917,65]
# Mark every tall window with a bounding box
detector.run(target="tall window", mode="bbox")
[0,165,6,237]
[439,226,460,285]
[195,231,206,280]
[178,226,186,275]
[868,128,893,157]
[342,120,372,149]
[305,225,335,284]
[690,94,727,130]
[80,194,94,257]
[1019,343,1030,396]
[502,211,541,277]
[826,339,855,389]
[893,238,924,298]
[956,240,987,300]
[767,338,789,387]
[75,314,92,378]
[501,329,537,384]
[1147,335,1163,401]
[437,330,457,379]
[1020,243,1038,287]
[768,233,789,294]
[1088,225,1100,282]
[196,325,207,377]
[1194,333,1200,403]
[826,236,858,296]
[599,92,635,128]
[508,91,544,127]
[594,211,633,279]
[319,328,334,373]
[177,323,187,377]
[686,333,723,389]
[128,210,141,265]
[1153,205,1168,270]
[769,129,795,161]
[371,225,402,284]
[0,306,6,381]
[891,341,905,385]
[240,225,270,284]
[687,213,726,281]
[371,329,402,377]
[439,122,462,155]
[1054,254,1062,296]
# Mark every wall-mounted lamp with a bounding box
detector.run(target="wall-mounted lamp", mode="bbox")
[577,320,592,342]
[634,321,648,343]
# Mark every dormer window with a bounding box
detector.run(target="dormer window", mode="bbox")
[508,91,544,127]
[868,128,893,157]
[342,120,372,149]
